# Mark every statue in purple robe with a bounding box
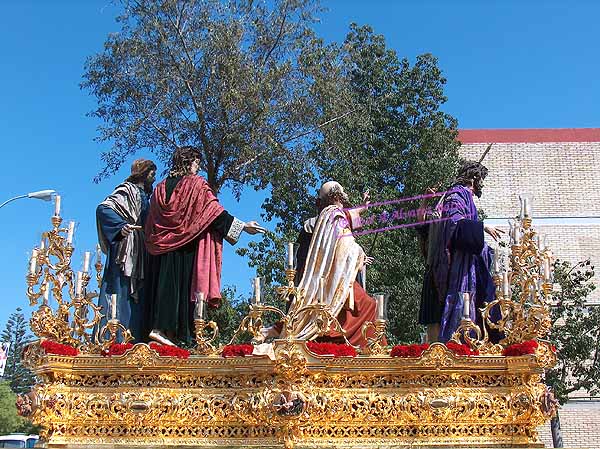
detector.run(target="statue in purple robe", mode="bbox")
[417,161,503,343]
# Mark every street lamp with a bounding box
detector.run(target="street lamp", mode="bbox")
[0,190,57,210]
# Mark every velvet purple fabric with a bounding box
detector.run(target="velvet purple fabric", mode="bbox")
[429,185,495,342]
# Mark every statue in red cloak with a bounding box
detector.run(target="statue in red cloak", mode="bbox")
[144,146,264,346]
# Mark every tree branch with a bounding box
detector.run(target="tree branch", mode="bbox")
[261,0,289,69]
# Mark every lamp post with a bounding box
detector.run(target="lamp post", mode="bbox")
[0,190,57,210]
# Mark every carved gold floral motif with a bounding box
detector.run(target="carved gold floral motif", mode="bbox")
[23,341,555,448]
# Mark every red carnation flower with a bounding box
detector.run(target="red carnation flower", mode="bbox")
[40,340,79,356]
[221,344,254,357]
[306,341,357,357]
[102,343,134,357]
[502,340,538,356]
[390,343,429,358]
[445,342,479,356]
[149,342,190,359]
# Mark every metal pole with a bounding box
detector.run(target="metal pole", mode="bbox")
[0,194,28,210]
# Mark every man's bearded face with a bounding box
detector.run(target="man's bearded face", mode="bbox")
[140,169,156,194]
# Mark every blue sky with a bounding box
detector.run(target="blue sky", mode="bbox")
[1,0,599,331]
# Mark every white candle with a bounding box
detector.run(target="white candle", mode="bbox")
[287,242,294,269]
[518,197,524,220]
[508,220,515,245]
[537,233,546,251]
[96,243,102,262]
[543,258,551,281]
[519,195,531,218]
[43,282,50,305]
[83,251,91,273]
[511,226,521,245]
[29,249,38,274]
[111,294,117,320]
[54,195,61,217]
[254,277,261,304]
[492,248,500,274]
[194,292,205,319]
[524,198,531,218]
[462,292,470,318]
[502,272,511,297]
[319,278,325,304]
[375,294,385,320]
[76,271,83,296]
[66,221,75,245]
[348,282,354,309]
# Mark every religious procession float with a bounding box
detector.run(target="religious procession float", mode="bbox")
[18,194,557,449]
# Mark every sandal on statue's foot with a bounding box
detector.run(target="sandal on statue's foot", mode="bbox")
[149,329,176,346]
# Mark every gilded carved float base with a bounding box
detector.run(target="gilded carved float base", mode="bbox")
[23,340,556,449]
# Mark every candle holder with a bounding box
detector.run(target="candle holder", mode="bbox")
[449,207,555,354]
[51,215,62,230]
[25,210,105,353]
[285,302,350,344]
[360,319,387,355]
[98,319,133,352]
[228,303,287,345]
[194,318,219,355]
[275,268,297,302]
[95,258,103,287]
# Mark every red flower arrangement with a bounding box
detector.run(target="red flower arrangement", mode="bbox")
[149,342,190,359]
[221,344,254,358]
[102,343,134,357]
[502,340,539,357]
[445,342,479,356]
[390,343,430,358]
[306,341,357,357]
[40,340,79,356]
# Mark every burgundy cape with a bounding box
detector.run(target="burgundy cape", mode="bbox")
[145,175,225,305]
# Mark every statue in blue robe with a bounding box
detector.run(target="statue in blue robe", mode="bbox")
[96,159,157,341]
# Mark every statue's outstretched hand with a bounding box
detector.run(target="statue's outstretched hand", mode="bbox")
[362,190,371,206]
[484,225,504,241]
[244,221,267,235]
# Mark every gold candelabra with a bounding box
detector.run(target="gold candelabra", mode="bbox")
[194,318,219,355]
[25,210,131,353]
[230,267,351,346]
[98,319,133,352]
[360,319,387,355]
[451,209,554,355]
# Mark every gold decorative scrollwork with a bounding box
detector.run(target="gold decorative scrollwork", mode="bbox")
[451,216,555,354]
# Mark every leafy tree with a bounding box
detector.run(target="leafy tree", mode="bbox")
[544,259,599,447]
[82,0,324,196]
[0,381,26,434]
[206,286,250,346]
[241,24,460,344]
[546,259,599,403]
[83,1,460,343]
[1,308,35,395]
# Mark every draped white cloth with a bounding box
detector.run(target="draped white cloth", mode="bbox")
[283,205,364,341]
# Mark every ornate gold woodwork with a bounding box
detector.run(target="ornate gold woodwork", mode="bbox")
[23,340,555,448]
[22,203,559,448]
[450,213,555,355]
